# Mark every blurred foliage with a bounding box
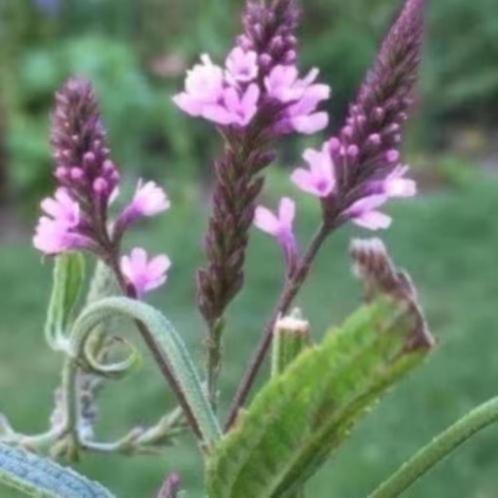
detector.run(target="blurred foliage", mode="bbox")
[0,0,497,201]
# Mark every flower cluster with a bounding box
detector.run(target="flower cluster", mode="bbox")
[254,0,422,270]
[34,78,170,298]
[173,48,330,135]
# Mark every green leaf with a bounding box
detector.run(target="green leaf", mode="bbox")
[0,443,115,497]
[206,297,433,498]
[70,296,221,447]
[45,253,86,351]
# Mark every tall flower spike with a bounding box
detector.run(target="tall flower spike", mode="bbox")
[335,0,424,183]
[291,0,423,231]
[35,78,170,266]
[189,0,330,332]
[34,78,120,256]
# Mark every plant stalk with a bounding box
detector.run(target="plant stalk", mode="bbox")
[369,397,498,498]
[225,222,331,430]
[107,255,204,441]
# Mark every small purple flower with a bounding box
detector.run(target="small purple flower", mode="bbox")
[345,195,392,231]
[117,180,170,231]
[254,197,298,270]
[225,48,259,84]
[121,248,171,298]
[172,55,225,118]
[203,84,260,127]
[265,66,330,135]
[33,189,91,254]
[291,144,336,198]
[383,166,417,198]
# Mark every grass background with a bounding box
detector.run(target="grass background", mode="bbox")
[1,174,498,497]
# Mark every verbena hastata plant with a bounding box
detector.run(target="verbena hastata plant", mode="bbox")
[1,1,497,497]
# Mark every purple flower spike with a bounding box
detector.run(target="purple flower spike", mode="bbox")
[193,0,331,329]
[291,144,336,198]
[287,0,425,233]
[121,248,171,298]
[254,197,298,271]
[35,78,171,263]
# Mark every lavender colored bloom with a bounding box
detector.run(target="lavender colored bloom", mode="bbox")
[172,55,227,120]
[116,180,170,232]
[226,47,259,83]
[121,248,171,298]
[345,195,392,231]
[254,197,298,271]
[265,66,330,134]
[291,144,336,198]
[202,84,261,127]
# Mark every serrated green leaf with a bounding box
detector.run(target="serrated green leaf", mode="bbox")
[45,253,86,351]
[206,297,433,498]
[0,443,115,497]
[70,297,222,447]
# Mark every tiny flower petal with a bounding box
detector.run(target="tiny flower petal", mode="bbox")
[254,197,298,270]
[173,54,225,118]
[132,180,170,217]
[353,211,392,231]
[346,195,392,231]
[254,206,280,236]
[226,47,259,83]
[291,144,335,198]
[384,166,417,198]
[121,248,171,298]
[116,180,170,234]
[33,217,90,255]
[290,112,329,134]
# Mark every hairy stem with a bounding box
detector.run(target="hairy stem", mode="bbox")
[369,397,498,498]
[107,255,204,441]
[225,222,331,430]
[61,357,80,449]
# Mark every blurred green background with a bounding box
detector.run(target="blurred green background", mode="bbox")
[0,0,497,497]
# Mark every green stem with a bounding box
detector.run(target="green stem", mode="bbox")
[62,357,80,448]
[370,397,498,498]
[207,319,224,411]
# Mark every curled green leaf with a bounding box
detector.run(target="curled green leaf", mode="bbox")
[45,253,86,351]
[82,334,142,379]
[0,443,115,497]
[70,296,221,447]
